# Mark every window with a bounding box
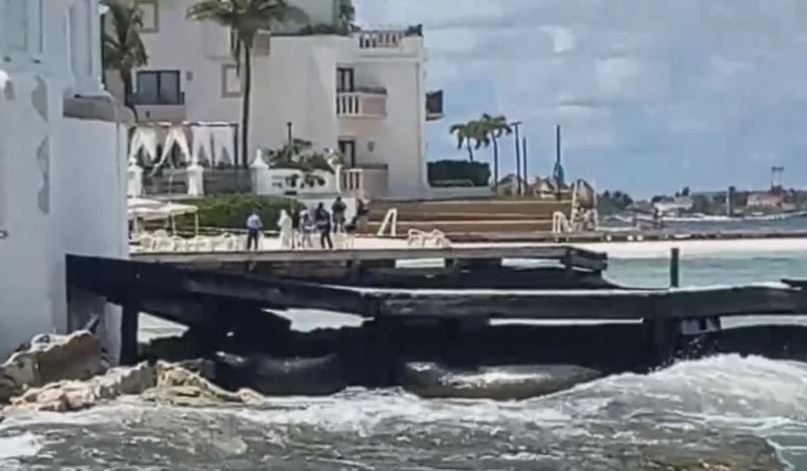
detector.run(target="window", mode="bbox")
[222,64,242,97]
[135,70,182,105]
[2,0,28,52]
[138,0,159,33]
[338,139,356,167]
[337,67,354,92]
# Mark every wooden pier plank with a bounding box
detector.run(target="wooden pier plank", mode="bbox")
[131,245,608,272]
[350,284,807,320]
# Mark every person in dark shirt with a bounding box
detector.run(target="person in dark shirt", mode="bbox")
[331,196,347,233]
[314,203,333,249]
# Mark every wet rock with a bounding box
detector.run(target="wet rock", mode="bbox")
[399,363,602,400]
[140,361,265,408]
[0,331,105,403]
[8,362,156,413]
[215,352,347,396]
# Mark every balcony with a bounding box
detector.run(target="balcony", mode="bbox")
[128,92,186,122]
[355,26,423,57]
[426,90,444,121]
[336,89,387,118]
[341,164,389,200]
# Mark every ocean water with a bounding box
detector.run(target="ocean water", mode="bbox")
[3,250,807,470]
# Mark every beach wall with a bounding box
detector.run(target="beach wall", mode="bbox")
[0,73,58,358]
[58,118,129,362]
[0,73,128,359]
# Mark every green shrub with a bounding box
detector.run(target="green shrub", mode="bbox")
[428,160,491,187]
[176,195,303,231]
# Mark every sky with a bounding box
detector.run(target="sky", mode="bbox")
[356,0,807,196]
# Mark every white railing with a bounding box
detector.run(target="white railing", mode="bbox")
[358,30,404,49]
[336,92,387,118]
[341,166,388,200]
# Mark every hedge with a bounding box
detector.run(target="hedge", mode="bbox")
[175,195,303,231]
[428,160,491,187]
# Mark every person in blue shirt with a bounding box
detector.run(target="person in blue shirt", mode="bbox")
[245,210,263,251]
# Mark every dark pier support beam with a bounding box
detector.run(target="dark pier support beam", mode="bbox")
[120,299,140,366]
[369,317,398,387]
[670,247,680,288]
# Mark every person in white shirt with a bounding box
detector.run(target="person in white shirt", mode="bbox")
[278,210,293,249]
[245,210,263,251]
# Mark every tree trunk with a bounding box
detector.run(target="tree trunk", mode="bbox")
[120,69,137,120]
[492,137,499,186]
[466,139,474,162]
[241,43,253,168]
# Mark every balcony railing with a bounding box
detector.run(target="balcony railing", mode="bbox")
[336,91,387,118]
[358,30,405,49]
[128,92,186,106]
[341,165,389,200]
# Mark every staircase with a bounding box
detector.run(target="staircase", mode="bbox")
[363,198,574,240]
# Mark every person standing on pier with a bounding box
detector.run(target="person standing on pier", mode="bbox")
[315,203,333,249]
[245,210,263,251]
[298,210,315,249]
[331,196,347,233]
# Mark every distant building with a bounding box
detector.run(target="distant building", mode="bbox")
[653,196,693,216]
[747,192,785,209]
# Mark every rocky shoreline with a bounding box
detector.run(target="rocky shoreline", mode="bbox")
[0,330,795,470]
[3,318,807,415]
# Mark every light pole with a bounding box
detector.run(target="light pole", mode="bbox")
[511,121,522,196]
[522,137,528,196]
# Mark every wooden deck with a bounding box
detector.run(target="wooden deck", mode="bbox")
[131,245,608,272]
[71,255,807,322]
[68,253,807,365]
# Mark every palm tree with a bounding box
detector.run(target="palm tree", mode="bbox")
[478,114,512,186]
[267,138,341,187]
[336,0,357,32]
[187,0,306,167]
[102,0,148,116]
[449,120,484,162]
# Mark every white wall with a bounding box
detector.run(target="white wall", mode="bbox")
[0,0,127,358]
[250,36,345,155]
[135,0,240,124]
[0,72,57,357]
[58,118,128,360]
[339,38,428,199]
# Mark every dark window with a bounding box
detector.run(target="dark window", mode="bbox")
[135,70,183,105]
[337,67,354,92]
[338,139,356,167]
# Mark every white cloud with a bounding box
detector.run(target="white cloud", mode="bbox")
[358,0,807,194]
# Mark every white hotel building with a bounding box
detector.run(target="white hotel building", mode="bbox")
[112,0,446,200]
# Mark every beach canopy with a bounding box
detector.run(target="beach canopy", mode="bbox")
[127,200,199,235]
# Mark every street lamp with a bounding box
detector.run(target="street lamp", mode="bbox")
[511,121,522,196]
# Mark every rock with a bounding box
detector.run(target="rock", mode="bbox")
[0,331,105,403]
[214,352,347,396]
[139,361,266,408]
[8,362,156,413]
[399,363,602,400]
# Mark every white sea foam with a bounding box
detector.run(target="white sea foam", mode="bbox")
[0,432,42,460]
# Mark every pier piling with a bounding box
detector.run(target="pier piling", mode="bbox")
[670,247,680,288]
[120,299,140,366]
